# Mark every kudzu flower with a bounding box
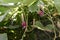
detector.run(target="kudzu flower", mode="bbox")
[22,21,26,28]
[38,10,44,16]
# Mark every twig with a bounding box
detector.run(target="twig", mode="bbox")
[44,7,57,40]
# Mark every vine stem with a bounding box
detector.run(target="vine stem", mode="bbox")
[21,13,28,40]
[21,26,27,40]
[51,19,56,40]
[44,7,57,40]
[47,14,56,40]
[43,31,52,40]
[59,32,60,37]
[26,18,35,32]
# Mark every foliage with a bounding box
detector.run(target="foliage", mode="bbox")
[0,0,60,40]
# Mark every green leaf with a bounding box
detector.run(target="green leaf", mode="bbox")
[29,0,38,12]
[34,21,55,31]
[22,0,37,6]
[54,0,60,14]
[0,6,9,14]
[0,0,22,3]
[45,24,54,31]
[34,21,45,30]
[29,0,44,12]
[0,0,37,6]
[0,11,8,22]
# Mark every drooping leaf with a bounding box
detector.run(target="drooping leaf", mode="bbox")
[34,21,55,31]
[45,24,54,31]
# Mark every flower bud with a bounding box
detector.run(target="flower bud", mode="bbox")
[22,21,26,28]
[38,10,44,16]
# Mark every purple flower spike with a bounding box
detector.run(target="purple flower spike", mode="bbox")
[22,21,26,28]
[38,10,44,17]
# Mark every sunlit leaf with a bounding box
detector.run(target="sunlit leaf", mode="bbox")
[22,0,37,6]
[0,11,8,22]
[0,0,37,6]
[29,1,38,12]
[0,6,9,15]
[0,0,22,3]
